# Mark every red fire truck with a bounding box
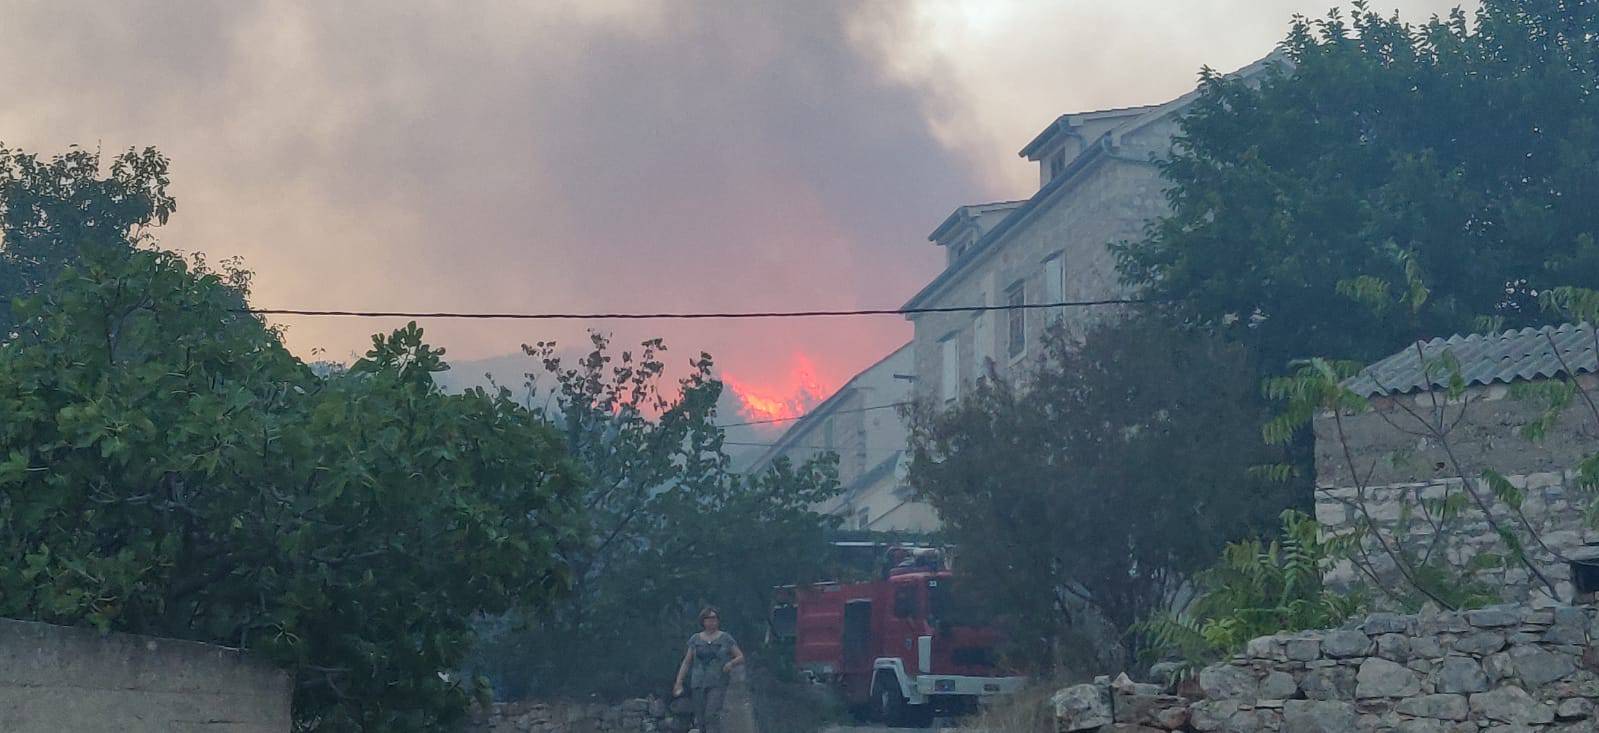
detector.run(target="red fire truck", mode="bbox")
[769,544,1024,726]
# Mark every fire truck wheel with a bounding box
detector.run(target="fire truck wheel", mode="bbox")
[873,671,906,725]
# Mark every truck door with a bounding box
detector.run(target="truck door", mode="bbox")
[841,599,873,704]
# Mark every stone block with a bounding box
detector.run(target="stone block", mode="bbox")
[1323,629,1374,658]
[1524,609,1557,626]
[1418,611,1471,635]
[1051,682,1111,731]
[1507,644,1577,687]
[1411,635,1445,659]
[1377,633,1412,661]
[1394,693,1469,721]
[1467,607,1523,628]
[1365,613,1413,635]
[1286,637,1322,662]
[1356,657,1421,698]
[1301,666,1356,700]
[1260,669,1298,699]
[1197,664,1258,700]
[1452,631,1506,656]
[1545,608,1589,646]
[1485,651,1515,682]
[1469,686,1555,725]
[1282,699,1357,733]
[1555,696,1594,722]
[1112,691,1189,729]
[1246,635,1284,660]
[1434,656,1490,694]
[1187,700,1237,732]
[1390,720,1466,733]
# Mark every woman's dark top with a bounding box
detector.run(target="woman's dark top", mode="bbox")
[688,631,737,689]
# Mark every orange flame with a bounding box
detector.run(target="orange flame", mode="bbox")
[722,353,833,425]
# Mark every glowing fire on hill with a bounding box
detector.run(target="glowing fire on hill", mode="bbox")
[721,352,835,425]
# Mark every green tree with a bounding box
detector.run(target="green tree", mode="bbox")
[469,335,841,700]
[1116,0,1599,370]
[0,248,583,731]
[906,316,1295,671]
[0,144,175,334]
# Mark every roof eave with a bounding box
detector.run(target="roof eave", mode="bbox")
[927,208,971,244]
[903,140,1110,312]
[1018,116,1069,160]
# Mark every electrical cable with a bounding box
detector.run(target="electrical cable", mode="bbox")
[716,401,909,429]
[244,297,1145,321]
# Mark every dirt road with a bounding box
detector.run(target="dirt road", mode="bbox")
[722,668,760,733]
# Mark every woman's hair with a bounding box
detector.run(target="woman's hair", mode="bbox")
[698,606,720,626]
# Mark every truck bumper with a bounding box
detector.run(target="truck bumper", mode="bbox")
[914,674,1026,698]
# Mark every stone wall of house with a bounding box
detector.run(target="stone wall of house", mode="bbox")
[909,152,1165,404]
[1313,380,1599,605]
[1054,604,1599,732]
[464,697,686,733]
[0,617,292,733]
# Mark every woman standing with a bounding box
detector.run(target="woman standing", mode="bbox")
[673,606,745,733]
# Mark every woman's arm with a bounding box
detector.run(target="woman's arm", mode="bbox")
[673,646,693,695]
[724,643,745,672]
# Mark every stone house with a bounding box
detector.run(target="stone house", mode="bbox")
[757,54,1282,533]
[745,344,937,533]
[1317,323,1599,605]
[903,55,1278,405]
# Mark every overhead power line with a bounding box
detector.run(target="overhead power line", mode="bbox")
[244,297,1146,321]
[717,401,910,429]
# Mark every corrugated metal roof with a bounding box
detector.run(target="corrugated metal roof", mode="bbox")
[1346,323,1598,397]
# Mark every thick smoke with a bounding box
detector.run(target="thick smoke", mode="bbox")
[0,0,1474,417]
[0,1,977,400]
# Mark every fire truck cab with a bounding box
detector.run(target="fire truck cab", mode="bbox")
[770,545,1024,726]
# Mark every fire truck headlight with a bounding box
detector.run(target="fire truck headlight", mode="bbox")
[934,680,955,693]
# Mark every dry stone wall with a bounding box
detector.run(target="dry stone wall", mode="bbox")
[1316,471,1595,606]
[1055,604,1599,732]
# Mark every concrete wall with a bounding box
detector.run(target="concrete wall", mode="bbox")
[1314,378,1599,489]
[1314,379,1599,604]
[0,618,291,733]
[1055,604,1599,732]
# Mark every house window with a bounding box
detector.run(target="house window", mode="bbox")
[857,508,870,530]
[1043,253,1065,323]
[821,418,834,450]
[1006,282,1026,359]
[940,334,960,404]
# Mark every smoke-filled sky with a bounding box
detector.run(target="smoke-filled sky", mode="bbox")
[0,0,1470,421]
